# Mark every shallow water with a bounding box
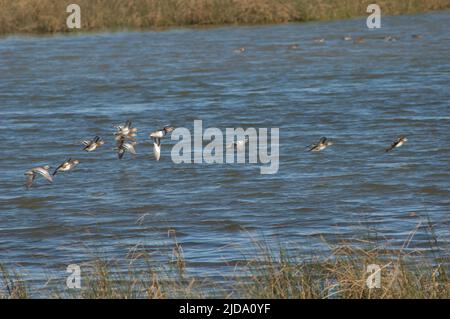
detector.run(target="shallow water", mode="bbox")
[0,11,449,295]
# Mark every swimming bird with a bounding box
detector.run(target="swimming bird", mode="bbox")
[385,136,407,152]
[53,158,79,176]
[384,36,398,42]
[25,165,53,188]
[343,36,352,41]
[354,37,365,44]
[83,136,105,152]
[114,120,137,141]
[115,136,137,159]
[307,137,333,152]
[313,38,325,43]
[289,44,299,49]
[234,47,246,53]
[411,34,423,39]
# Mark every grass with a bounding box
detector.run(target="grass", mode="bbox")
[0,0,450,34]
[1,223,448,299]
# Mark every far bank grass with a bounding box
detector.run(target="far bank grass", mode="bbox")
[1,0,450,34]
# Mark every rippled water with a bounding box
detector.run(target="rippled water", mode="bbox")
[0,11,449,294]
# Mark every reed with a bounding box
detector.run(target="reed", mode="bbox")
[1,226,448,299]
[238,242,449,298]
[0,0,449,34]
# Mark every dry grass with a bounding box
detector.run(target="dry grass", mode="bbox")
[0,224,448,299]
[0,0,449,34]
[239,243,449,298]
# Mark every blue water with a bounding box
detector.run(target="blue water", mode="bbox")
[0,11,449,295]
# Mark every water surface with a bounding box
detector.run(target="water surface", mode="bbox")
[0,11,449,295]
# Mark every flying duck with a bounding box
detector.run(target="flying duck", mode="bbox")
[25,165,53,188]
[234,47,246,53]
[307,137,333,152]
[385,136,407,152]
[149,126,174,161]
[150,126,174,140]
[115,136,137,159]
[53,158,79,175]
[114,119,137,141]
[83,136,105,152]
[227,137,249,151]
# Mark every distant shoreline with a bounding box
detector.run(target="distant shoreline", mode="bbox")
[1,0,450,35]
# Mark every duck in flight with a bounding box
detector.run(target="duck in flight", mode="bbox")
[53,158,79,176]
[25,165,53,188]
[150,126,174,140]
[307,137,333,152]
[149,126,174,161]
[115,136,137,159]
[114,120,137,141]
[227,137,249,151]
[83,136,105,152]
[385,136,407,152]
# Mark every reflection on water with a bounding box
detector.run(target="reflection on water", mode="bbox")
[0,11,449,294]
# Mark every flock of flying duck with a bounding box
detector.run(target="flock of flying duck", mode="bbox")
[24,118,408,188]
[24,121,174,188]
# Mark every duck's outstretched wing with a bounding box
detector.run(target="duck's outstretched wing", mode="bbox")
[226,141,236,149]
[83,142,92,151]
[152,137,161,147]
[308,144,318,152]
[52,163,64,176]
[25,173,35,188]
[153,141,161,161]
[385,138,400,152]
[117,148,125,159]
[124,143,137,155]
[34,168,53,182]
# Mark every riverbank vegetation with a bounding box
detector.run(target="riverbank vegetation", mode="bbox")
[1,226,448,299]
[1,0,450,34]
